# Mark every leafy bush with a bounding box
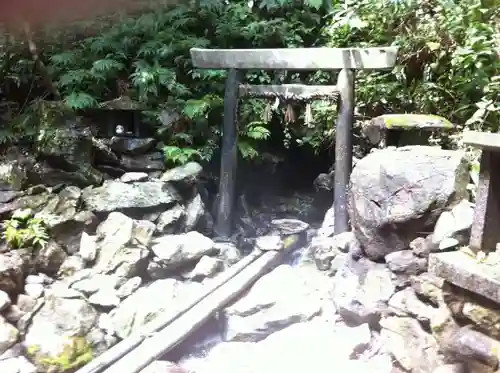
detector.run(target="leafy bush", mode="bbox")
[2,208,49,250]
[0,0,498,162]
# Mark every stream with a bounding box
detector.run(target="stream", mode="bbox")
[155,192,393,373]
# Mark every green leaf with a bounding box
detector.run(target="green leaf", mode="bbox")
[91,59,125,74]
[245,124,271,140]
[304,0,323,10]
[63,92,98,110]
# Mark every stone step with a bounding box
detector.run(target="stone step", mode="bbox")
[428,251,500,305]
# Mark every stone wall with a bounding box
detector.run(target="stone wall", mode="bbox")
[311,145,500,373]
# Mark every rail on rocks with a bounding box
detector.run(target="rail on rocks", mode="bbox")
[75,233,303,373]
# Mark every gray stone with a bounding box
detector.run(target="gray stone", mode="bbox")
[432,199,474,246]
[160,162,202,185]
[429,251,500,305]
[183,194,205,232]
[120,172,149,183]
[82,180,181,213]
[312,231,360,271]
[79,232,97,263]
[223,265,327,342]
[155,205,185,235]
[151,231,214,270]
[385,250,427,275]
[431,364,466,373]
[109,279,202,339]
[116,277,142,299]
[270,219,309,235]
[255,235,283,251]
[184,256,223,282]
[0,316,18,355]
[380,316,445,373]
[93,212,154,278]
[24,284,44,299]
[34,240,67,276]
[0,252,24,295]
[214,242,241,267]
[444,327,500,367]
[332,258,395,326]
[110,137,156,155]
[0,290,10,312]
[388,287,437,323]
[349,146,468,260]
[23,295,99,368]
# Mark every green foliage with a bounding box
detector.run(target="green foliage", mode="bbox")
[38,336,93,372]
[2,208,49,250]
[0,0,498,158]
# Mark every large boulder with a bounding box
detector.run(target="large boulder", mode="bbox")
[35,105,103,187]
[348,146,468,260]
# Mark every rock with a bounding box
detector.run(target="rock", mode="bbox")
[255,235,283,251]
[34,186,98,254]
[444,327,500,368]
[432,364,467,373]
[35,115,103,187]
[349,146,468,260]
[151,231,215,270]
[116,277,142,299]
[182,320,393,373]
[184,256,223,282]
[0,316,18,354]
[24,284,44,299]
[410,273,444,306]
[385,250,427,275]
[317,206,335,237]
[0,252,24,295]
[0,356,37,373]
[410,236,436,258]
[332,258,395,327]
[110,137,156,155]
[23,295,98,370]
[380,316,445,372]
[109,279,202,339]
[160,162,202,187]
[120,172,149,183]
[58,255,86,277]
[71,274,120,295]
[79,232,97,263]
[155,205,186,235]
[120,153,165,173]
[223,265,326,342]
[388,287,437,324]
[82,180,181,213]
[140,361,188,373]
[270,219,309,235]
[88,288,120,308]
[93,212,154,278]
[214,242,241,267]
[34,240,68,276]
[442,282,500,341]
[0,290,11,312]
[183,194,205,232]
[312,231,360,271]
[431,199,474,247]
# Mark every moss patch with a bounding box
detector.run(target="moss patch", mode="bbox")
[375,114,454,129]
[38,336,93,373]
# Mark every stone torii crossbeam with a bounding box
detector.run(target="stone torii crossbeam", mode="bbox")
[189,47,399,238]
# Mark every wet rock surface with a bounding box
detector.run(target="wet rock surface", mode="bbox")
[0,142,495,373]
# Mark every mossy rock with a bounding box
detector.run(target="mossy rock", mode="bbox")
[30,336,93,373]
[369,114,454,130]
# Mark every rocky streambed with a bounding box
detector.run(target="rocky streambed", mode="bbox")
[1,144,498,373]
